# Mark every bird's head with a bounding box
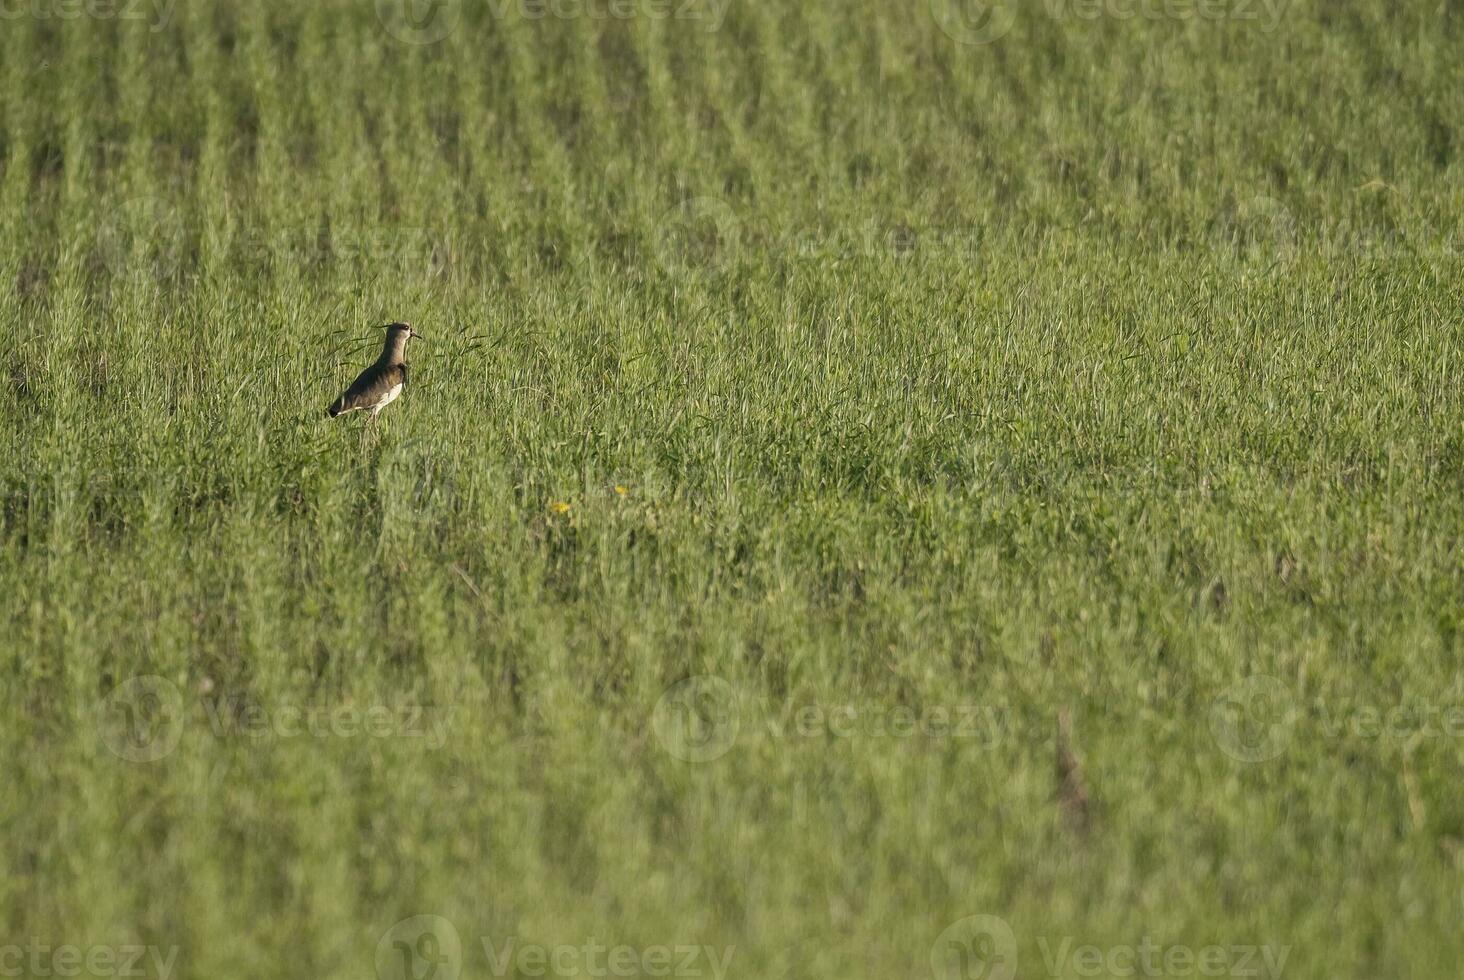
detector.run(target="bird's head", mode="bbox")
[385,322,423,341]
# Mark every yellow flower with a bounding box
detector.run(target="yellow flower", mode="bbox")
[614,485,628,496]
[549,501,571,514]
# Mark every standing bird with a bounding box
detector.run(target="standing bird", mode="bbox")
[327,322,422,421]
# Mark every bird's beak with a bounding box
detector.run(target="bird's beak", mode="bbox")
[411,330,425,341]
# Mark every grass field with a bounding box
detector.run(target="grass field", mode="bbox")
[2,0,1462,977]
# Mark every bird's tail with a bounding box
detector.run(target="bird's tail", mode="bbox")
[327,397,345,418]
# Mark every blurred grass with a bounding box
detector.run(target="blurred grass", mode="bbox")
[0,0,1461,977]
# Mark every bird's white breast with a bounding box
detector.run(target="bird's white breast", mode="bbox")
[374,384,403,409]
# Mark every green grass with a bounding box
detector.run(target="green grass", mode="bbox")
[2,1,1461,977]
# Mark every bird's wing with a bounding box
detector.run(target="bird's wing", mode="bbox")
[332,363,405,414]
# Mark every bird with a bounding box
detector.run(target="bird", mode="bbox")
[327,322,422,421]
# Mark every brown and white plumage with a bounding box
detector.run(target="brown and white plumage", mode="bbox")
[327,322,421,419]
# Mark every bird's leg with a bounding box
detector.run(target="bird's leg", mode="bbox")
[359,411,377,453]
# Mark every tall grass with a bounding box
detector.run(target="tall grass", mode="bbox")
[1,1,1460,977]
